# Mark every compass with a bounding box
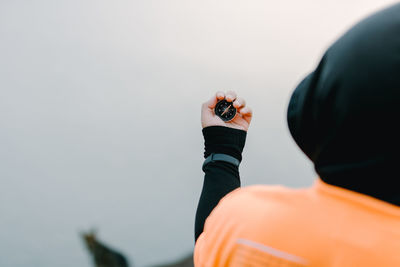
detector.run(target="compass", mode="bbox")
[214,99,237,122]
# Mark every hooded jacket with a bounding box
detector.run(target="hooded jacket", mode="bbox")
[287,3,400,205]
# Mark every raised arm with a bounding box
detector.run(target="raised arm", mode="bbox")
[195,91,252,242]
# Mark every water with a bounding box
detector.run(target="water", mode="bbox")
[0,1,396,266]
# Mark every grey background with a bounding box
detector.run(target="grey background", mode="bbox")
[0,1,396,266]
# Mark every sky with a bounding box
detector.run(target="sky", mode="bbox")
[0,1,398,266]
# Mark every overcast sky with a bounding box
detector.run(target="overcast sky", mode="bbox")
[0,1,397,266]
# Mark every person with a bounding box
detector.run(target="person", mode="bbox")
[194,3,400,267]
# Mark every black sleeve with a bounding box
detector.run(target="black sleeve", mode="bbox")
[194,126,247,242]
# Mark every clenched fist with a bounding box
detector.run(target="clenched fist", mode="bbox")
[201,91,253,131]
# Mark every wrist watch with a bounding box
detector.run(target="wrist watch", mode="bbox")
[202,153,240,171]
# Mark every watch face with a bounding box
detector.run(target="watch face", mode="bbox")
[214,100,237,122]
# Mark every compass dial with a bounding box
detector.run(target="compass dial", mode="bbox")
[214,100,237,122]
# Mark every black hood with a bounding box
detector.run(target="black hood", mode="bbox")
[287,3,400,205]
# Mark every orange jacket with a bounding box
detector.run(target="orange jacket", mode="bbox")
[194,179,400,266]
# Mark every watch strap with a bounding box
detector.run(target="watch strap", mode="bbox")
[202,153,240,171]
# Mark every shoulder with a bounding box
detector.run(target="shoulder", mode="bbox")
[205,184,311,230]
[195,185,313,266]
[216,184,308,212]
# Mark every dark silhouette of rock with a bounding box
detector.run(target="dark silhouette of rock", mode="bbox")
[81,229,193,267]
[81,230,130,267]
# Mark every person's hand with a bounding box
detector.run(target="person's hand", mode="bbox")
[201,91,253,131]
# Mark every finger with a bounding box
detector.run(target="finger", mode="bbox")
[216,91,225,100]
[240,106,253,124]
[204,91,225,109]
[225,90,237,102]
[233,97,246,109]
